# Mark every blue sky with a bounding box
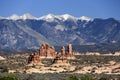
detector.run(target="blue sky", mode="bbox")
[0,0,120,19]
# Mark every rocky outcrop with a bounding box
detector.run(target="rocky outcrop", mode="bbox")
[28,43,75,67]
[59,44,75,59]
[52,46,71,67]
[28,52,43,66]
[26,43,76,73]
[38,43,74,59]
[66,44,75,59]
[52,56,70,67]
[39,43,55,58]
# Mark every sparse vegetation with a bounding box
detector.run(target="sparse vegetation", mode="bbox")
[0,73,119,80]
[0,75,19,80]
[80,75,96,80]
[0,65,8,73]
[0,53,120,80]
[68,75,79,80]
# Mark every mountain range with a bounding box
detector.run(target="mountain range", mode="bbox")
[0,13,120,49]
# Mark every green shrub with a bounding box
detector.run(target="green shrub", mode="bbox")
[68,75,79,80]
[0,75,19,80]
[80,75,96,80]
[0,66,8,72]
[99,77,108,80]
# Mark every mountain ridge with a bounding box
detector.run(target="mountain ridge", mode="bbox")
[0,13,92,21]
[0,14,120,49]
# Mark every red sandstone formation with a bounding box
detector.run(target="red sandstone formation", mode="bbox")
[39,43,55,58]
[52,46,70,66]
[68,44,72,54]
[61,46,66,57]
[53,56,69,66]
[28,43,75,66]
[35,43,74,59]
[57,44,75,59]
[66,44,75,59]
[60,44,75,59]
[28,52,43,66]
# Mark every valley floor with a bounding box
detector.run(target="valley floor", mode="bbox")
[0,54,120,80]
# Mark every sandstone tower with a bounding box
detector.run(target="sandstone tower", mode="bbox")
[27,43,75,67]
[67,44,75,59]
[61,46,66,57]
[68,44,72,54]
[39,43,55,58]
[52,46,70,67]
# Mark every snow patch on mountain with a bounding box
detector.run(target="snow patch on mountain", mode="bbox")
[0,16,5,19]
[7,14,20,20]
[60,14,76,21]
[70,35,78,41]
[12,39,17,45]
[79,16,92,21]
[20,13,37,20]
[39,14,57,22]
[39,14,77,22]
[55,25,65,31]
[7,13,37,20]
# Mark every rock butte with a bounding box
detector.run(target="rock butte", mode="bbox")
[28,43,75,66]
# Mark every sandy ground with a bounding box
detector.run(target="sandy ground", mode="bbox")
[25,64,76,74]
[0,56,5,60]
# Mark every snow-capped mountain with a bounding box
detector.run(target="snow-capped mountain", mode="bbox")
[4,13,91,21]
[0,13,120,49]
[39,14,77,22]
[0,16,5,19]
[20,13,37,20]
[60,14,76,21]
[7,14,20,20]
[79,16,92,21]
[39,14,59,22]
[7,13,37,20]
